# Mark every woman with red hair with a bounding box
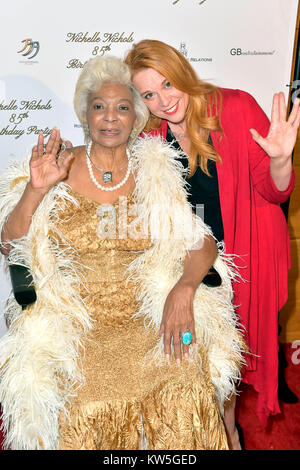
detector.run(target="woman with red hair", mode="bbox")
[125,39,300,449]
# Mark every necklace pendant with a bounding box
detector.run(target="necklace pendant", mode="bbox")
[102,171,113,184]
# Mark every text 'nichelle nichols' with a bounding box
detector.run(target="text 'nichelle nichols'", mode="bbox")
[66,32,134,43]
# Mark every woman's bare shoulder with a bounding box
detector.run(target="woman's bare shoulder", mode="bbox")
[60,144,85,158]
[61,144,88,187]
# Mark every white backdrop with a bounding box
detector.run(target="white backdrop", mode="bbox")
[0,0,298,336]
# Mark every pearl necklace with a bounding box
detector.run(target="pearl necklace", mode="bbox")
[87,152,128,176]
[86,141,132,192]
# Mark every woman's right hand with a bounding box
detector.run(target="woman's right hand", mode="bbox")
[29,128,74,194]
[0,128,74,254]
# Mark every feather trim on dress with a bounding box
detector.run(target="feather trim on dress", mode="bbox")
[0,157,92,450]
[0,137,245,450]
[129,136,245,411]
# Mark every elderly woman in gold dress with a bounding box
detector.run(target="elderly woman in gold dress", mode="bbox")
[0,56,244,450]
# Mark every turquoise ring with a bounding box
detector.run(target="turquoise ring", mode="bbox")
[182,331,192,345]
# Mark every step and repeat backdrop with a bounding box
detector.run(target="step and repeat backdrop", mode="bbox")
[0,0,298,336]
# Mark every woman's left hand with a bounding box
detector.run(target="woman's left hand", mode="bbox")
[250,93,300,160]
[158,280,196,364]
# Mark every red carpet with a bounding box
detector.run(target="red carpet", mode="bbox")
[236,343,300,450]
[0,343,299,450]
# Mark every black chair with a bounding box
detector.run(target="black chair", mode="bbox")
[202,266,222,287]
[8,264,37,310]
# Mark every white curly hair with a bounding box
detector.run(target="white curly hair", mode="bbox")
[73,56,149,144]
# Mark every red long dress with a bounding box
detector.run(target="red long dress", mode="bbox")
[148,88,295,425]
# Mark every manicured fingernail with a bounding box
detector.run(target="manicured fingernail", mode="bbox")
[176,359,181,366]
[184,353,189,359]
[165,354,170,362]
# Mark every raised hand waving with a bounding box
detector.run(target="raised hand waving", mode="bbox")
[30,128,74,194]
[250,92,300,161]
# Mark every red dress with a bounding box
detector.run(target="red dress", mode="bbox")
[147,88,295,425]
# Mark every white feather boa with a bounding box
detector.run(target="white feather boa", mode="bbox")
[0,161,92,450]
[0,136,245,450]
[130,136,245,407]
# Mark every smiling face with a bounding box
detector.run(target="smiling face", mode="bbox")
[132,68,189,126]
[85,81,137,150]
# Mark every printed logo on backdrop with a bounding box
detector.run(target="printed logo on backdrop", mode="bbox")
[66,31,135,69]
[0,39,53,143]
[230,47,276,56]
[179,43,212,63]
[0,98,52,140]
[17,39,40,64]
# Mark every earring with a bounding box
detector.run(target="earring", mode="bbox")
[82,122,90,144]
[82,122,89,133]
[128,127,139,146]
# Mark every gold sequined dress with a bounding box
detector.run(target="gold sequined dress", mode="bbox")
[57,189,229,450]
